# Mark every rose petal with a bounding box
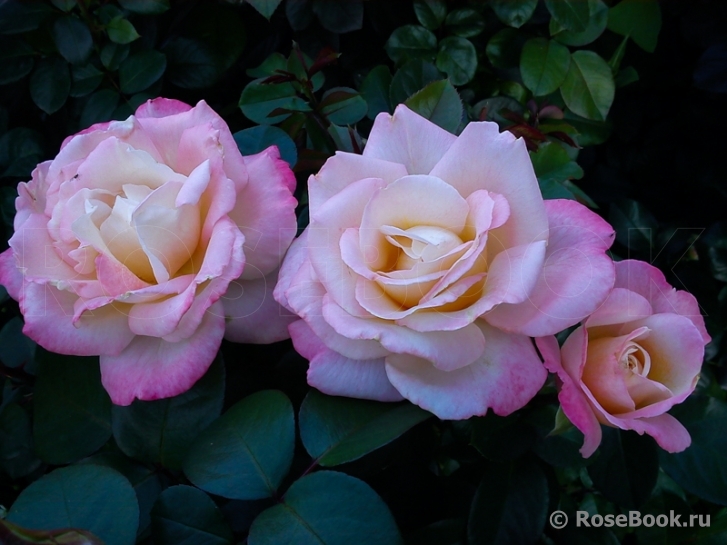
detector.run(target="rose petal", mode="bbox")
[135,97,193,119]
[0,249,23,301]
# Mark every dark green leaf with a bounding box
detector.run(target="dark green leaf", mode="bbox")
[239,79,310,124]
[0,0,54,35]
[320,87,367,125]
[435,36,477,85]
[234,125,298,167]
[70,63,104,97]
[183,3,246,77]
[607,0,661,53]
[286,49,324,92]
[444,8,485,38]
[246,52,287,78]
[489,0,537,28]
[486,28,526,69]
[551,0,608,47]
[389,59,442,106]
[544,0,590,33]
[361,65,392,119]
[52,16,93,65]
[472,96,523,124]
[531,141,584,185]
[119,50,166,94]
[30,57,70,114]
[183,390,295,500]
[0,317,35,369]
[0,403,41,479]
[299,390,431,467]
[520,38,571,96]
[80,89,119,129]
[414,0,447,30]
[563,109,612,145]
[385,25,437,64]
[107,17,140,45]
[286,0,314,31]
[51,0,76,11]
[588,428,659,508]
[248,471,403,545]
[0,127,44,177]
[247,0,283,20]
[312,0,363,34]
[560,50,614,121]
[661,397,727,505]
[615,66,639,87]
[470,414,538,462]
[118,0,170,14]
[100,42,130,71]
[405,79,462,134]
[608,198,658,253]
[328,124,362,153]
[467,459,548,545]
[33,349,111,465]
[112,356,225,471]
[8,465,139,545]
[0,519,103,545]
[163,38,218,89]
[151,485,233,545]
[0,37,34,85]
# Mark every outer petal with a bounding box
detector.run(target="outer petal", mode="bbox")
[384,321,546,419]
[614,260,710,344]
[364,105,457,175]
[135,97,193,118]
[229,146,298,279]
[290,320,403,402]
[223,267,296,344]
[536,335,603,457]
[0,249,24,301]
[485,200,616,336]
[100,301,225,405]
[614,413,691,453]
[274,231,310,313]
[20,283,135,356]
[429,121,548,250]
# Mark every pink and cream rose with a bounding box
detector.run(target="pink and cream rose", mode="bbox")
[274,104,616,419]
[537,260,711,457]
[0,98,297,405]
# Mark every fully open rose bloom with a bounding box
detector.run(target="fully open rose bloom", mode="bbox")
[274,104,616,419]
[0,98,297,405]
[537,260,711,457]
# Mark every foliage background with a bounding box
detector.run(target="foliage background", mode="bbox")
[1,0,727,544]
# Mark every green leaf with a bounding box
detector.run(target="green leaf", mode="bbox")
[0,317,35,369]
[234,125,298,167]
[389,59,442,106]
[151,485,233,545]
[183,390,295,500]
[107,17,140,45]
[489,0,537,28]
[360,65,392,119]
[587,427,659,508]
[247,0,283,19]
[531,141,583,186]
[405,79,462,134]
[239,78,310,124]
[0,0,54,35]
[608,198,658,253]
[52,16,93,65]
[50,0,76,11]
[385,25,437,64]
[30,57,70,114]
[413,0,447,30]
[544,0,590,33]
[468,459,548,544]
[286,0,314,31]
[119,50,166,94]
[0,403,41,480]
[246,52,287,78]
[33,349,111,465]
[80,89,119,130]
[520,38,571,96]
[0,37,35,85]
[435,36,477,85]
[286,48,324,92]
[470,414,538,462]
[486,28,526,69]
[112,356,225,471]
[70,63,104,97]
[8,465,139,545]
[563,109,612,145]
[320,87,368,125]
[100,42,130,71]
[560,50,614,121]
[444,8,485,38]
[118,0,170,14]
[660,397,727,505]
[551,0,608,47]
[163,38,218,89]
[615,65,639,88]
[311,0,363,34]
[248,471,403,545]
[0,127,44,177]
[299,390,431,467]
[607,0,661,53]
